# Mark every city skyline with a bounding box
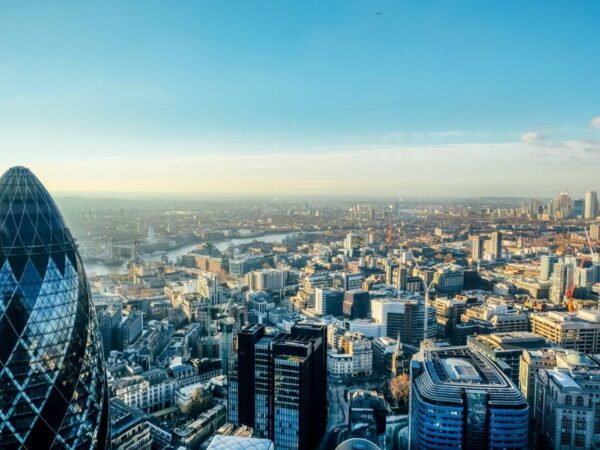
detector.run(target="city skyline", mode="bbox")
[2,1,600,196]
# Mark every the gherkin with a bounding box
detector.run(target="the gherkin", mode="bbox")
[0,167,110,449]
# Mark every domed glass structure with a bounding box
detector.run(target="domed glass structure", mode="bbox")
[0,167,110,449]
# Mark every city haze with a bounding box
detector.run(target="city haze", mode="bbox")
[2,1,599,196]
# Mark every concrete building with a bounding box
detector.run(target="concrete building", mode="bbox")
[540,254,559,281]
[466,332,549,383]
[371,297,436,345]
[585,190,598,219]
[549,260,573,304]
[432,264,464,294]
[328,350,354,378]
[490,231,503,260]
[471,235,484,261]
[315,288,344,316]
[172,404,226,449]
[229,254,264,277]
[109,399,152,450]
[519,348,558,417]
[530,310,600,354]
[348,390,388,448]
[534,353,600,449]
[245,268,287,291]
[343,290,370,319]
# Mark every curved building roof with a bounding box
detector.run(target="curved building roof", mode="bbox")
[0,166,110,449]
[413,346,528,407]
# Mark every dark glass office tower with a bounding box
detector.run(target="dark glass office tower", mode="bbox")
[227,323,265,427]
[228,323,327,450]
[0,167,110,449]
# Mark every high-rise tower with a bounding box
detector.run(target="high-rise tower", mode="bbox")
[0,167,110,449]
[585,190,598,219]
[409,347,529,449]
[228,323,327,450]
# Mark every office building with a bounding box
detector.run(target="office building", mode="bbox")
[410,347,529,449]
[227,324,265,427]
[392,265,408,291]
[555,191,574,219]
[340,272,365,291]
[98,301,123,356]
[591,223,600,241]
[109,399,152,450]
[343,290,370,319]
[549,260,573,304]
[466,332,548,383]
[519,348,558,418]
[534,353,600,449]
[315,288,344,316]
[530,310,600,353]
[434,297,467,342]
[0,167,110,449]
[585,190,598,219]
[338,332,373,377]
[228,323,327,450]
[371,297,436,345]
[471,235,484,261]
[229,254,264,277]
[245,268,287,291]
[574,198,585,217]
[120,311,144,349]
[540,254,559,281]
[432,264,464,293]
[328,350,354,378]
[491,231,503,260]
[348,390,388,448]
[172,404,227,448]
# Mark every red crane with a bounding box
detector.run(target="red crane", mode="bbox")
[566,257,587,313]
[386,220,393,247]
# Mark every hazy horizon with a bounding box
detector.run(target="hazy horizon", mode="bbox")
[2,1,599,196]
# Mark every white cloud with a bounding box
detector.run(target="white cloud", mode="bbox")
[590,116,600,129]
[521,131,544,143]
[2,131,599,197]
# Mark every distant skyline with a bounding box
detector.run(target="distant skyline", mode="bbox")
[2,1,600,196]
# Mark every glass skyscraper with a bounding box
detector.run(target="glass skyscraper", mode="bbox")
[228,323,327,450]
[409,346,529,449]
[0,167,110,449]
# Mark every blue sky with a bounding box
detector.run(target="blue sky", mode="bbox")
[1,1,600,196]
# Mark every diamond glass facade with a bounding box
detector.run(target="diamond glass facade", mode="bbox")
[0,167,110,449]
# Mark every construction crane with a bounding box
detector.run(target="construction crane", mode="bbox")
[386,219,393,247]
[566,284,576,313]
[404,248,435,347]
[585,227,598,263]
[566,254,589,313]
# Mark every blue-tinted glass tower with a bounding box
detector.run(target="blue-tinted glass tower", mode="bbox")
[409,346,528,450]
[0,167,110,449]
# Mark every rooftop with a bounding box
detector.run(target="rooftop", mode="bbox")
[413,346,527,407]
[207,435,274,450]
